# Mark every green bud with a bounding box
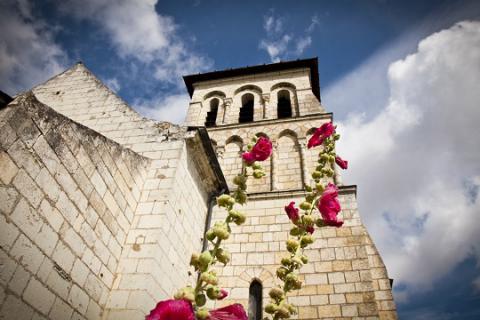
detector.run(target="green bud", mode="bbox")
[316,183,325,192]
[213,222,230,240]
[233,175,246,186]
[196,308,210,320]
[334,133,341,140]
[299,202,312,211]
[216,248,231,265]
[328,155,335,163]
[285,272,298,283]
[229,210,246,225]
[190,253,199,267]
[206,286,220,299]
[195,293,206,306]
[300,235,314,247]
[305,185,313,192]
[253,169,265,179]
[281,257,291,267]
[286,239,299,253]
[305,194,315,203]
[174,286,195,302]
[289,227,302,236]
[234,190,247,204]
[217,194,235,207]
[320,153,330,162]
[269,287,284,300]
[276,267,288,280]
[315,218,326,227]
[300,255,309,264]
[205,229,216,241]
[303,215,314,225]
[247,143,254,151]
[252,163,262,170]
[199,251,212,266]
[292,256,303,266]
[276,307,290,318]
[312,171,322,179]
[265,303,278,314]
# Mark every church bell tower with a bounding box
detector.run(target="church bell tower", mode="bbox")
[183,58,397,319]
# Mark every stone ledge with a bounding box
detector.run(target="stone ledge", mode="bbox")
[247,185,357,200]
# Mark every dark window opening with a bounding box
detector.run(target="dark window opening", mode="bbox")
[205,98,219,127]
[277,90,292,119]
[248,280,262,320]
[239,93,254,123]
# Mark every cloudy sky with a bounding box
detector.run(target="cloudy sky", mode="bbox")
[1,0,480,318]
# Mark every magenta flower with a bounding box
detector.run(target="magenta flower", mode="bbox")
[335,156,348,170]
[317,183,343,227]
[307,122,335,149]
[209,303,248,320]
[242,136,273,164]
[306,225,315,234]
[218,289,228,300]
[146,299,195,320]
[285,201,300,223]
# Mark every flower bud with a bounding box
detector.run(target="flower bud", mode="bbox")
[300,234,314,247]
[206,286,220,299]
[190,253,199,267]
[328,155,335,163]
[196,308,210,320]
[253,169,265,179]
[276,267,288,280]
[218,289,228,300]
[281,257,291,267]
[174,286,195,302]
[235,190,247,204]
[265,303,278,314]
[285,272,298,283]
[213,222,230,240]
[286,239,299,253]
[312,171,322,179]
[315,218,326,227]
[334,133,341,140]
[316,183,325,192]
[276,307,290,318]
[299,202,312,211]
[217,194,235,207]
[300,255,309,264]
[252,163,262,170]
[269,287,284,300]
[195,293,206,306]
[320,153,330,161]
[305,185,312,192]
[199,251,212,267]
[233,175,246,186]
[247,143,254,151]
[303,215,314,225]
[289,227,302,236]
[216,248,230,265]
[292,256,303,266]
[205,229,216,241]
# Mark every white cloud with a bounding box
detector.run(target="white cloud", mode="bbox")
[331,21,480,298]
[259,11,317,62]
[134,93,190,124]
[0,0,67,95]
[59,0,211,87]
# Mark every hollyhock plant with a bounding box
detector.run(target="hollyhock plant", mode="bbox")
[266,122,345,319]
[242,136,273,164]
[147,135,272,320]
[335,155,348,170]
[307,122,335,149]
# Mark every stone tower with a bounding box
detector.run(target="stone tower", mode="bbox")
[184,58,398,319]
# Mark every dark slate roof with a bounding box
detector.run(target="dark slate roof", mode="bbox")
[0,90,13,108]
[183,58,320,100]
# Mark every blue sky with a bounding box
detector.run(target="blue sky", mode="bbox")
[1,0,480,319]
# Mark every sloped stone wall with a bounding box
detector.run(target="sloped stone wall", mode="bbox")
[0,93,149,320]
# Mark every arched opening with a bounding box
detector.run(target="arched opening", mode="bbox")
[205,98,219,127]
[248,280,262,320]
[239,93,254,123]
[277,90,292,119]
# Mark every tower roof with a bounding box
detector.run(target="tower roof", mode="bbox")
[183,57,320,100]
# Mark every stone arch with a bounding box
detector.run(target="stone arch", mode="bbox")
[203,90,226,100]
[275,132,303,190]
[221,135,244,189]
[234,84,263,96]
[270,82,299,118]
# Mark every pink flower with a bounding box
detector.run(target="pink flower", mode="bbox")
[285,202,299,222]
[218,289,228,300]
[209,304,248,320]
[307,122,335,149]
[242,136,272,164]
[335,156,348,170]
[317,183,343,227]
[146,300,247,320]
[146,299,195,320]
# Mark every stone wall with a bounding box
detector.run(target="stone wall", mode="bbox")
[210,189,397,319]
[0,93,149,320]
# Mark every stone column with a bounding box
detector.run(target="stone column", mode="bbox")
[298,138,309,188]
[271,141,278,191]
[222,98,232,124]
[262,93,270,119]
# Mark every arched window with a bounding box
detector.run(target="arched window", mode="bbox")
[248,280,262,320]
[205,98,219,127]
[239,93,254,123]
[277,90,292,119]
